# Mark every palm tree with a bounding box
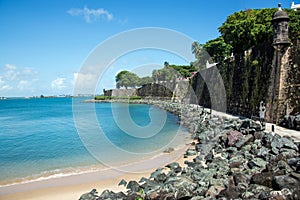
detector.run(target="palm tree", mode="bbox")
[192,41,200,58]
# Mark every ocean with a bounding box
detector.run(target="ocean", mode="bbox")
[0,98,189,186]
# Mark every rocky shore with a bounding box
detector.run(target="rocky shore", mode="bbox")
[80,100,300,200]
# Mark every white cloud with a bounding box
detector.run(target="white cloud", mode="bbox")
[17,80,29,90]
[67,6,113,23]
[0,85,13,91]
[0,64,38,95]
[4,64,19,81]
[51,78,66,91]
[2,64,37,81]
[0,76,4,86]
[73,72,98,94]
[5,69,19,81]
[22,67,37,76]
[5,64,17,70]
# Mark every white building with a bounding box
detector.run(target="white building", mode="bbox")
[291,2,300,11]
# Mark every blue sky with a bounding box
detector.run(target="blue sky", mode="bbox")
[0,0,293,96]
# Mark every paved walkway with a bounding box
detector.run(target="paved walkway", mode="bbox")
[265,123,300,142]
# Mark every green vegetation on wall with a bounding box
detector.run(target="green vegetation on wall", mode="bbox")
[191,8,300,116]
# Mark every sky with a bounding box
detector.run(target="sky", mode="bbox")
[0,0,293,97]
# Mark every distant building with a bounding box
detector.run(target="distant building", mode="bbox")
[291,2,300,11]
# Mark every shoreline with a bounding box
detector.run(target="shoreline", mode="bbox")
[1,100,299,199]
[0,100,188,187]
[0,100,195,199]
[0,142,193,200]
[0,136,190,188]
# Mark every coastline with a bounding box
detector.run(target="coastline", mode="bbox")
[1,100,299,199]
[0,142,193,200]
[0,100,195,199]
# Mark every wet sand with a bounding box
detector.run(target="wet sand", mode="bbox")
[0,142,193,200]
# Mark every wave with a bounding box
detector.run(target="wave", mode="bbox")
[0,139,191,188]
[0,165,104,187]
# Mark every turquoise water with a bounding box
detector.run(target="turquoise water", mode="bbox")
[0,98,187,185]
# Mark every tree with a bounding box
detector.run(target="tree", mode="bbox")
[139,76,153,85]
[218,8,300,53]
[169,64,196,78]
[192,41,201,56]
[115,70,129,83]
[115,71,140,89]
[285,9,300,40]
[218,9,276,53]
[191,42,211,70]
[202,37,233,63]
[151,65,178,82]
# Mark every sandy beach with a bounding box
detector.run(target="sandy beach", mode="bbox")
[0,141,194,200]
[1,103,299,200]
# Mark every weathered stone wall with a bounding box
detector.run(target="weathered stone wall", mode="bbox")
[286,37,300,115]
[190,38,300,124]
[103,88,137,97]
[103,80,190,100]
[191,42,274,118]
[136,82,175,98]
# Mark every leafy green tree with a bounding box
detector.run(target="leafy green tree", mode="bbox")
[203,37,233,63]
[139,76,153,85]
[218,9,276,53]
[152,65,178,81]
[169,64,196,78]
[219,8,300,52]
[115,70,140,89]
[115,70,129,83]
[285,9,300,40]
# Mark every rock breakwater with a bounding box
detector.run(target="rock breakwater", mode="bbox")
[80,101,300,200]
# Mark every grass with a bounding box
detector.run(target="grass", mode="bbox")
[94,95,142,100]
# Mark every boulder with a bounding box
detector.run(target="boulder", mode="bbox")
[185,149,197,156]
[235,134,254,149]
[165,162,182,173]
[233,173,250,185]
[205,185,225,198]
[126,181,140,193]
[98,190,115,200]
[227,130,243,146]
[118,179,127,186]
[217,177,239,199]
[239,119,262,132]
[257,146,270,158]
[281,137,299,151]
[251,172,274,188]
[138,177,148,183]
[79,189,99,200]
[273,175,300,191]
